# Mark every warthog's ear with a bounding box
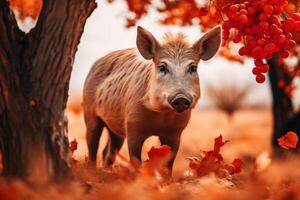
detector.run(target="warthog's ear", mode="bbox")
[192,26,221,61]
[136,26,160,60]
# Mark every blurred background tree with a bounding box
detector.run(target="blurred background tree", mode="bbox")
[206,82,251,120]
[110,0,300,154]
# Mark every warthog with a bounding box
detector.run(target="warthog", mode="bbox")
[83,26,221,172]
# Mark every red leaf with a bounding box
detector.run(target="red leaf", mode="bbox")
[0,185,18,200]
[232,158,243,173]
[188,135,242,178]
[69,139,78,154]
[141,145,171,177]
[148,145,171,160]
[69,139,78,165]
[214,135,228,153]
[278,131,298,150]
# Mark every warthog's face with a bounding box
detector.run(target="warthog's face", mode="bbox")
[137,26,221,113]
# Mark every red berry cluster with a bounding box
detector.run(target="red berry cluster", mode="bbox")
[221,0,300,83]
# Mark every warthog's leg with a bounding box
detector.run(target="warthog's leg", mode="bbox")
[127,129,148,164]
[84,110,105,165]
[102,130,124,168]
[159,133,181,173]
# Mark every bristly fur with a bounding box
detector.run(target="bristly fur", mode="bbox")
[161,32,190,48]
[82,26,223,170]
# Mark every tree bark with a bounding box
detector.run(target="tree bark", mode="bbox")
[268,56,300,155]
[0,0,96,181]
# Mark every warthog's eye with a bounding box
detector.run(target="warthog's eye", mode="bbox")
[158,62,168,74]
[188,63,198,74]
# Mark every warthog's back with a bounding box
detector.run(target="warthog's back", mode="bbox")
[83,48,152,135]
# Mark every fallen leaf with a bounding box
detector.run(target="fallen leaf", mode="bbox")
[69,139,78,165]
[278,131,298,150]
[147,145,171,160]
[70,139,78,154]
[232,158,243,173]
[141,145,171,178]
[214,135,228,152]
[188,135,242,178]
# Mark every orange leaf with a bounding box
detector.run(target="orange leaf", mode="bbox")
[10,0,42,20]
[278,131,298,150]
[141,145,171,177]
[147,145,171,160]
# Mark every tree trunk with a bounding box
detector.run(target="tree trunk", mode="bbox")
[268,56,300,155]
[0,0,96,181]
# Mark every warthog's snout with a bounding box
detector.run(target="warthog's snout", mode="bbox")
[168,93,192,113]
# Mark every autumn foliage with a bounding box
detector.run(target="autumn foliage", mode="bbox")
[108,0,300,100]
[10,0,300,95]
[9,0,42,20]
[188,135,243,178]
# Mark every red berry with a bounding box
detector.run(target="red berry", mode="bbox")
[248,7,255,15]
[259,21,269,30]
[264,43,276,53]
[259,13,268,21]
[291,13,300,21]
[239,9,248,15]
[277,34,287,44]
[269,15,281,26]
[286,32,293,39]
[269,24,279,33]
[255,59,264,66]
[260,64,269,73]
[288,40,296,48]
[230,5,239,13]
[233,34,241,43]
[238,47,246,56]
[256,74,266,83]
[283,18,296,30]
[252,67,260,75]
[206,0,297,85]
[239,14,248,23]
[264,5,274,14]
[280,51,289,59]
[257,38,266,46]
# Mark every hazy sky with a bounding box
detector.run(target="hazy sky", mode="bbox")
[69,0,280,107]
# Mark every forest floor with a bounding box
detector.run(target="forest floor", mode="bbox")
[1,105,300,200]
[68,107,273,176]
